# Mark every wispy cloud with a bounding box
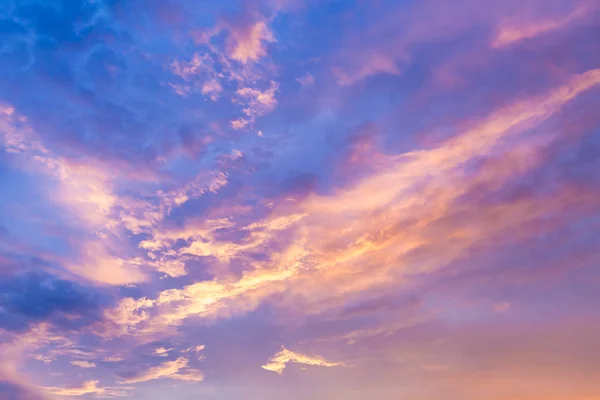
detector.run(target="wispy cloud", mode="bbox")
[492,3,593,48]
[70,360,96,369]
[44,380,131,398]
[120,357,203,384]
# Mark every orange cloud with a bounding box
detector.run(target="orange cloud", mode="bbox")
[262,347,344,375]
[98,69,600,340]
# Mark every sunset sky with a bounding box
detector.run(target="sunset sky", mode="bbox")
[1,0,600,399]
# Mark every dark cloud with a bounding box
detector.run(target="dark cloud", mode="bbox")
[0,272,103,332]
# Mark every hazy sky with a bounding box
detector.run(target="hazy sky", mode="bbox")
[1,0,599,399]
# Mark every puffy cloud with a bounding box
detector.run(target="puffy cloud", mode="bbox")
[262,347,343,375]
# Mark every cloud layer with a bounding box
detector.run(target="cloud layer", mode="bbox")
[1,0,599,399]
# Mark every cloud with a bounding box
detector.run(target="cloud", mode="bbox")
[0,272,102,332]
[1,1,599,398]
[334,53,400,86]
[0,106,149,285]
[236,80,279,118]
[494,302,512,313]
[262,347,343,375]
[34,355,54,364]
[171,53,208,81]
[102,356,124,363]
[330,0,596,85]
[231,118,251,130]
[120,357,203,384]
[62,242,148,287]
[153,347,173,357]
[1,103,230,285]
[182,345,205,354]
[170,53,223,100]
[492,4,591,48]
[341,313,435,343]
[202,79,223,101]
[102,297,154,336]
[228,20,276,64]
[43,380,131,398]
[70,360,96,369]
[100,68,600,337]
[296,73,315,87]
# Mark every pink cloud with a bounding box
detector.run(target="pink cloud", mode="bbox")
[492,3,593,47]
[334,53,401,86]
[228,20,276,64]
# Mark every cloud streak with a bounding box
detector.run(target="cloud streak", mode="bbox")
[120,357,203,384]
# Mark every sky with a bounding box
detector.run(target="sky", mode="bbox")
[0,0,599,399]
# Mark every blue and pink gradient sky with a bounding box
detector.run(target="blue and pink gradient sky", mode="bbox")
[1,0,600,399]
